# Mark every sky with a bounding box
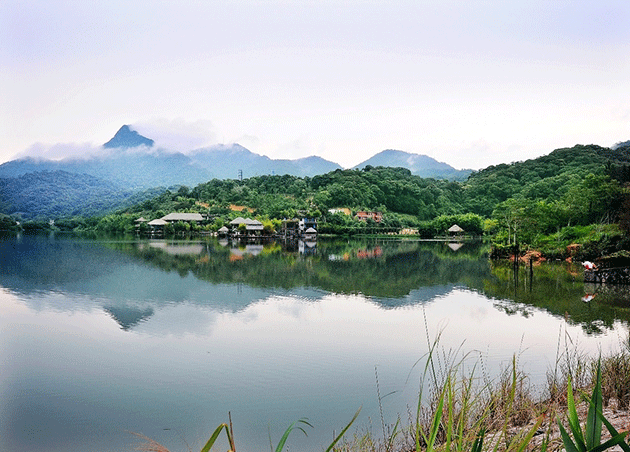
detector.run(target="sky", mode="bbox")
[1,0,629,170]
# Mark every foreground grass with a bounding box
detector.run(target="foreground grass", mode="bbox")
[133,334,630,452]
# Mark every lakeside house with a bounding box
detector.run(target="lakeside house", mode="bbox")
[299,218,317,234]
[281,218,318,238]
[161,212,205,224]
[229,217,264,236]
[448,224,464,236]
[142,212,205,235]
[355,211,383,223]
[217,226,229,236]
[147,218,168,234]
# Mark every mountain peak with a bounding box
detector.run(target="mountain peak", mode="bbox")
[103,125,154,148]
[353,149,472,181]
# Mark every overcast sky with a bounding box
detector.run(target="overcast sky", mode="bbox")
[1,0,629,169]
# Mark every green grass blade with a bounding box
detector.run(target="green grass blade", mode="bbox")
[200,423,232,452]
[566,376,587,452]
[558,420,582,452]
[446,378,454,452]
[585,361,603,450]
[325,407,362,452]
[274,419,312,452]
[590,433,629,452]
[426,387,445,452]
[597,402,630,452]
[386,418,401,452]
[471,428,485,452]
[511,414,544,452]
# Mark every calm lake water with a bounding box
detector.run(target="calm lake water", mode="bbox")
[1,233,629,452]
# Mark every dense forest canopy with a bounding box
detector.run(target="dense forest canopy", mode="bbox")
[131,144,629,225]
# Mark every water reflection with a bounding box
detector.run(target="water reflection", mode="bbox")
[1,234,630,452]
[1,234,629,335]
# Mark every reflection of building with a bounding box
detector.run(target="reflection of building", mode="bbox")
[230,244,264,260]
[147,241,206,255]
[299,240,317,255]
[356,247,382,259]
[355,211,382,223]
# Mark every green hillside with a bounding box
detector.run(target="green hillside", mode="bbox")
[3,142,629,261]
[0,170,165,220]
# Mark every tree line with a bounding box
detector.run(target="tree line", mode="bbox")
[5,143,630,259]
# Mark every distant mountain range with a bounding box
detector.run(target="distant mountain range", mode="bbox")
[0,124,472,219]
[0,125,470,186]
[353,149,471,180]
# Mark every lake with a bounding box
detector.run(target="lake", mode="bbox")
[1,233,629,452]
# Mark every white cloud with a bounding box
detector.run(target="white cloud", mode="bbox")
[131,119,218,152]
[14,142,104,161]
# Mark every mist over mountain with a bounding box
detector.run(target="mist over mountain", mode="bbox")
[1,125,468,188]
[0,126,343,187]
[353,149,472,181]
[0,125,482,219]
[188,143,342,179]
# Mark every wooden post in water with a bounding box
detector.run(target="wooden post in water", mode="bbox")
[529,257,533,292]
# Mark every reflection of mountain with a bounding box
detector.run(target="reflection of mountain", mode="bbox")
[0,234,313,331]
[103,306,154,330]
[2,234,626,334]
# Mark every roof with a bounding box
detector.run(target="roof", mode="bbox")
[305,227,317,233]
[229,216,247,225]
[148,219,168,226]
[161,212,204,222]
[135,217,148,222]
[230,217,262,226]
[218,226,229,232]
[448,224,464,233]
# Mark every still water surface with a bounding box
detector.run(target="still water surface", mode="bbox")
[1,234,629,452]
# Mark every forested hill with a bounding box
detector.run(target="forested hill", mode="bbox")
[2,141,629,230]
[131,141,629,224]
[462,144,630,216]
[122,142,630,242]
[186,166,466,220]
[0,171,165,219]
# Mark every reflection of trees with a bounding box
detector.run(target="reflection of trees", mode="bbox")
[485,261,630,335]
[123,238,492,300]
[113,237,630,335]
[5,235,629,335]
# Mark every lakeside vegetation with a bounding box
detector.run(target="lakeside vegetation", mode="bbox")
[132,332,630,452]
[6,143,630,262]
